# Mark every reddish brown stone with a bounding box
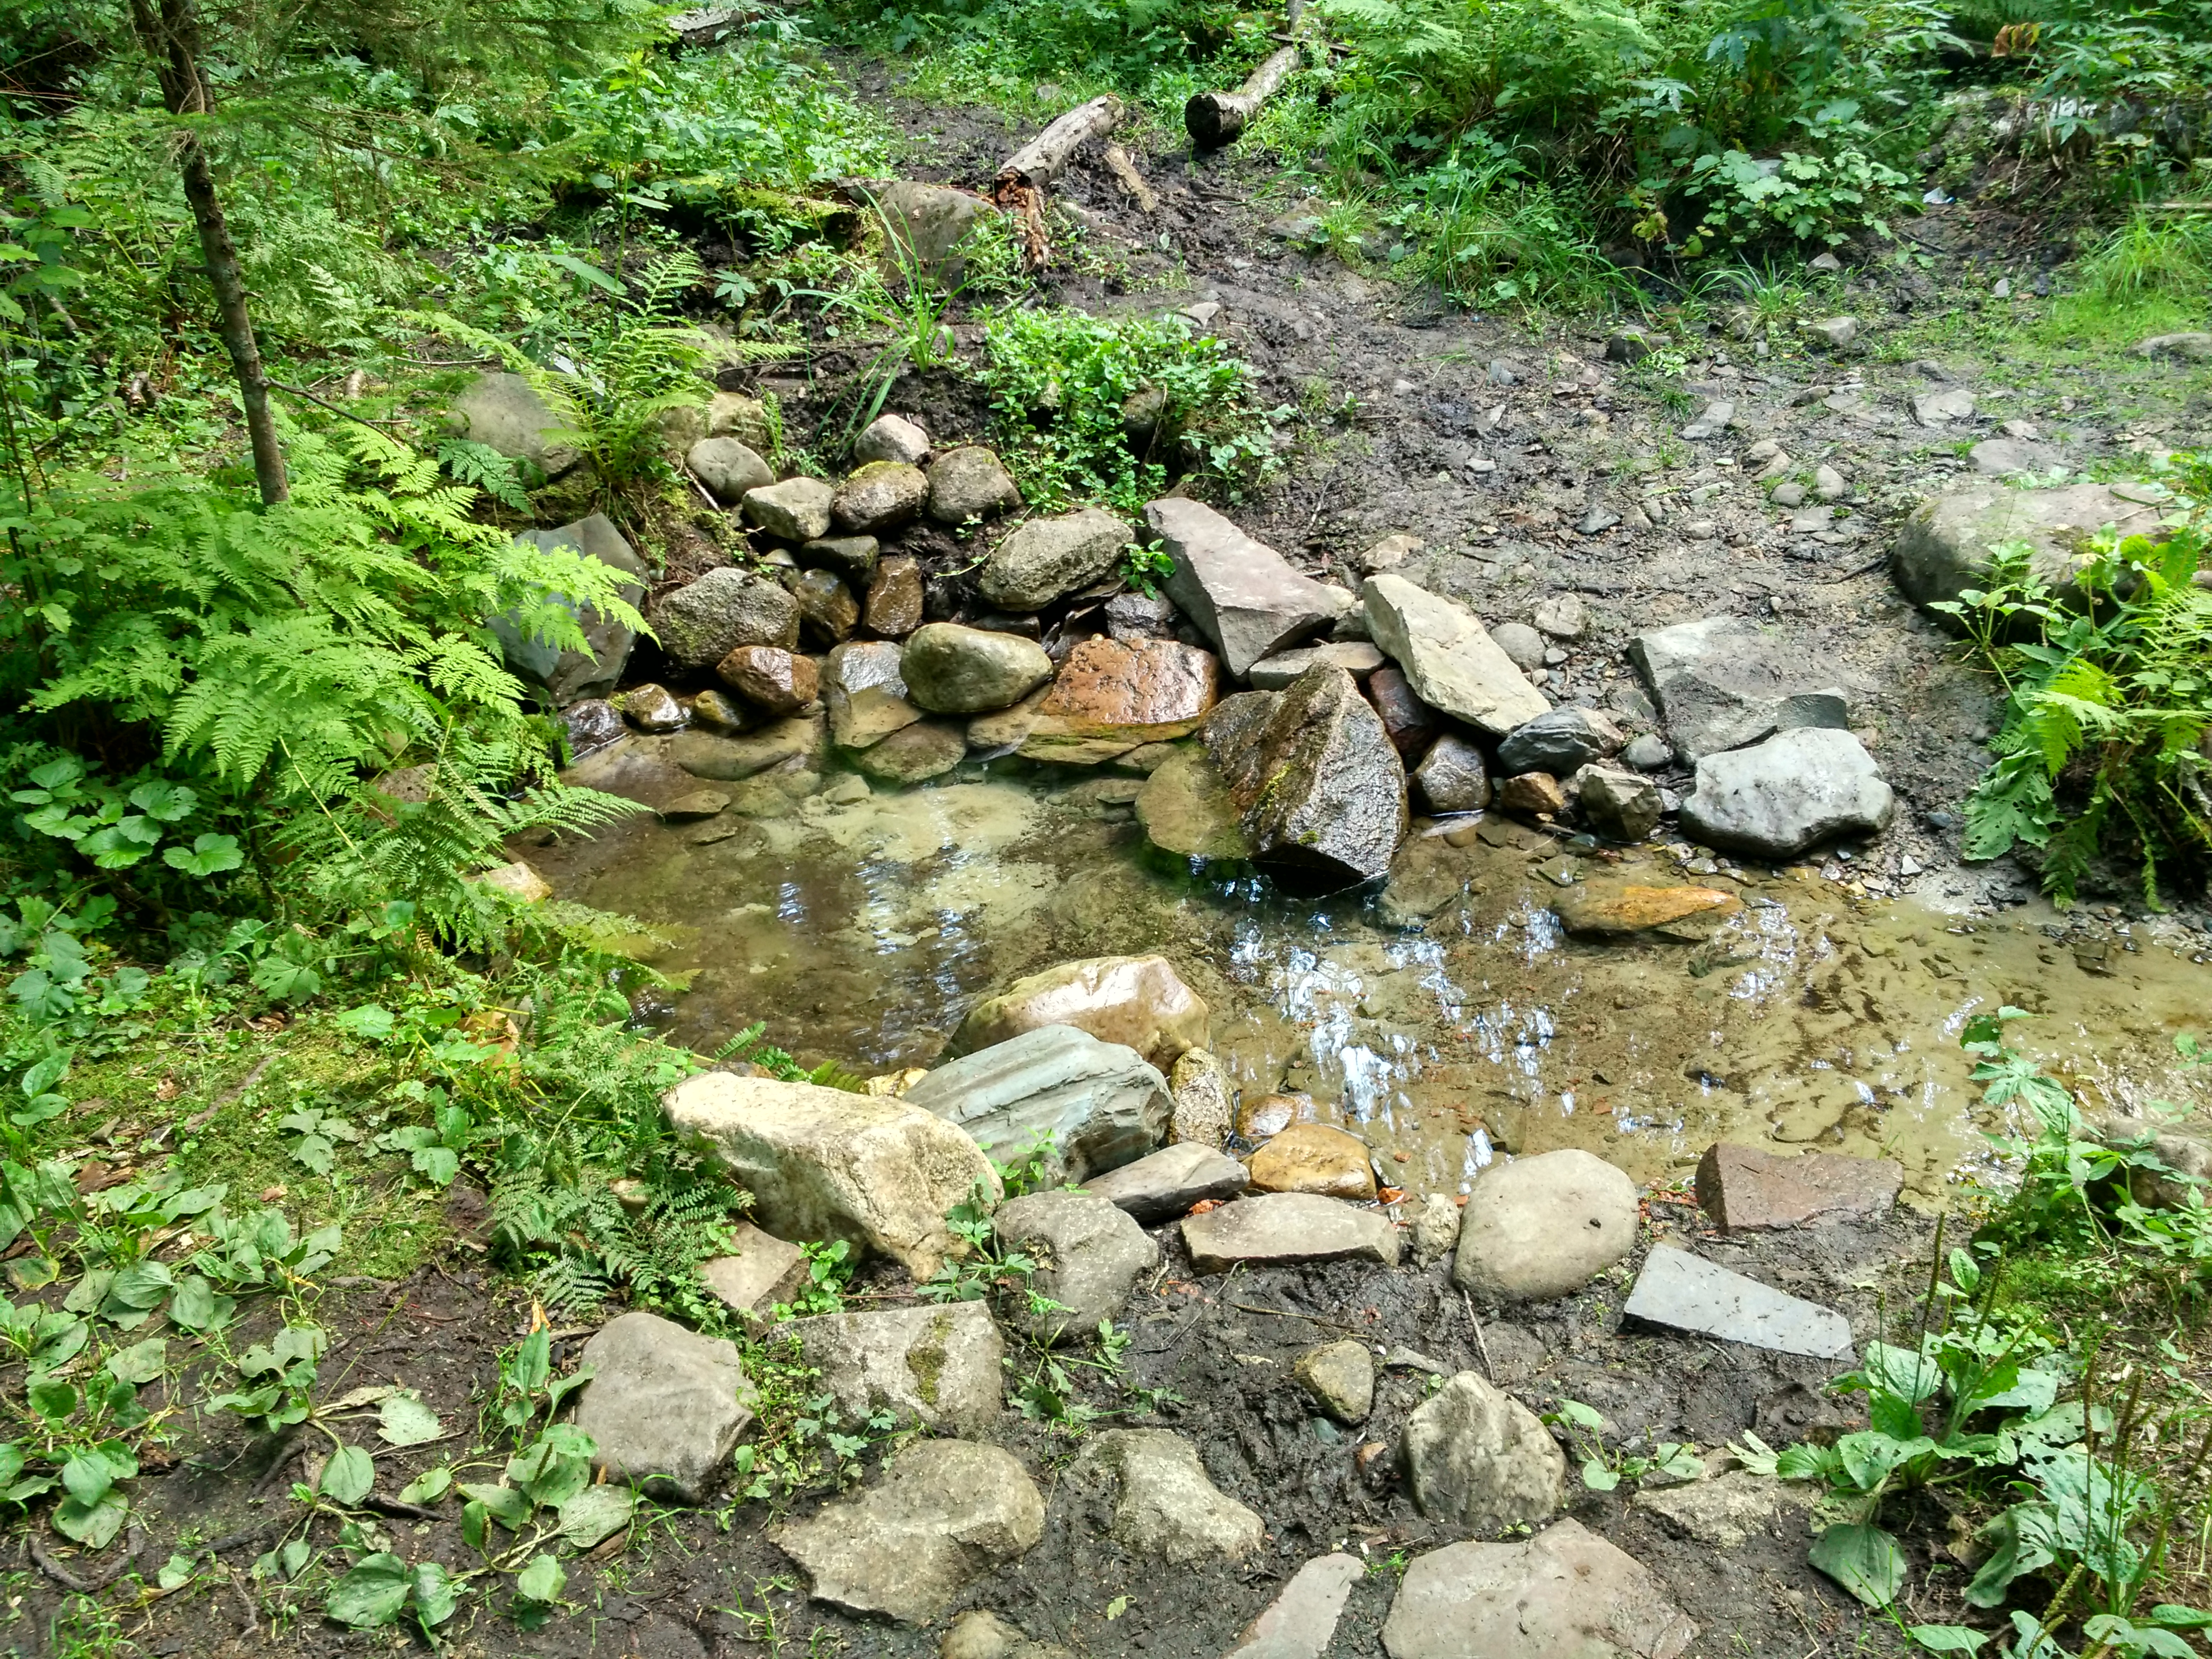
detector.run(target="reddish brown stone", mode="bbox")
[1552,883,1740,937]
[793,568,859,644]
[865,555,925,638]
[1237,1092,1318,1139]
[1364,666,1437,759]
[1018,637,1221,764]
[1497,771,1566,817]
[716,646,819,716]
[1695,1143,1904,1233]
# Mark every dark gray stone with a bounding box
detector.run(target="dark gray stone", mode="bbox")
[492,514,647,702]
[1497,707,1624,776]
[992,1189,1159,1342]
[1079,1142,1249,1224]
[1148,498,1350,677]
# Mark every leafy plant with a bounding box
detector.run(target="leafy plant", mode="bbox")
[1546,1398,1704,1490]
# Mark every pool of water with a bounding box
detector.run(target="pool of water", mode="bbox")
[528,768,2212,1208]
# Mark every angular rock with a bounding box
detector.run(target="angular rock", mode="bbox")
[699,1221,808,1325]
[772,1440,1043,1624]
[927,446,1021,524]
[1107,591,1177,640]
[955,955,1208,1071]
[708,390,773,449]
[1533,593,1586,639]
[1239,1093,1318,1139]
[652,566,800,666]
[1913,388,1976,427]
[689,689,752,735]
[1365,665,1438,760]
[1248,1123,1378,1202]
[805,534,881,584]
[1573,762,1663,842]
[1622,1245,1854,1358]
[1801,315,1858,349]
[447,371,577,477]
[1498,708,1624,775]
[1453,1149,1637,1303]
[1294,1341,1375,1423]
[1410,1193,1462,1262]
[1401,1370,1565,1531]
[1497,772,1565,817]
[854,718,966,784]
[1813,465,1848,501]
[1695,1143,1904,1232]
[1363,576,1550,737]
[793,567,860,644]
[1382,1521,1697,1659]
[663,1071,1000,1279]
[1414,734,1492,814]
[617,682,686,733]
[865,554,926,638]
[717,644,818,716]
[1227,1554,1365,1659]
[832,460,929,536]
[1633,1469,1813,1550]
[2134,331,2212,361]
[1071,1429,1263,1564]
[1628,616,1811,765]
[743,476,836,543]
[562,698,628,759]
[1680,400,1733,441]
[966,687,1048,750]
[1205,668,1408,891]
[1248,641,1385,689]
[1967,438,2054,477]
[1552,883,1739,937]
[902,1024,1172,1184]
[1168,1048,1233,1149]
[572,1312,752,1503]
[1018,638,1220,764]
[875,181,998,284]
[688,436,774,506]
[1182,1193,1401,1275]
[1136,747,1253,861]
[1679,727,1894,857]
[903,623,1055,714]
[1891,481,2149,611]
[993,1189,1159,1342]
[671,712,826,781]
[978,508,1130,610]
[782,1301,1003,1434]
[943,1610,1028,1659]
[854,413,931,467]
[1490,622,1546,674]
[1621,733,1671,770]
[492,514,647,702]
[1082,1142,1249,1223]
[825,640,910,740]
[1147,498,1347,677]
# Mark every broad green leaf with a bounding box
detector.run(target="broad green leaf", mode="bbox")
[320,1445,376,1506]
[1809,1522,1906,1608]
[458,1481,532,1531]
[1580,1458,1621,1491]
[544,253,625,295]
[27,1377,78,1419]
[398,1466,453,1505]
[1906,1627,1988,1653]
[558,1484,635,1548]
[325,1553,410,1628]
[60,1450,118,1506]
[410,1562,460,1628]
[167,1275,237,1333]
[105,1337,167,1385]
[156,1553,197,1591]
[105,1260,173,1310]
[54,1489,127,1549]
[514,1553,566,1604]
[413,1146,460,1186]
[378,1394,443,1447]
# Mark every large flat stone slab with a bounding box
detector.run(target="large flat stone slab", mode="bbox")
[1628,616,1815,765]
[699,1221,808,1325]
[1227,1554,1364,1659]
[1180,1192,1400,1274]
[902,1024,1172,1184]
[1382,1520,1697,1659]
[1017,637,1220,764]
[1362,575,1548,736]
[1695,1143,1904,1232]
[1149,498,1348,677]
[778,1302,1002,1434]
[1892,480,2160,612]
[1622,1245,1854,1358]
[1079,1141,1250,1223]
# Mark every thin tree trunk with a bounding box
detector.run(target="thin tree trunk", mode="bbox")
[1185,46,1301,150]
[991,94,1126,270]
[130,0,288,505]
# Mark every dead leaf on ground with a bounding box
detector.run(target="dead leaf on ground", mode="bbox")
[155,1076,182,1102]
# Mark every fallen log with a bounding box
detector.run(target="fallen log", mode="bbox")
[1184,45,1301,150]
[992,94,1127,267]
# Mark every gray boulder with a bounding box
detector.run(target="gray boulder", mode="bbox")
[772,1439,1043,1624]
[1363,576,1550,736]
[781,1302,1003,1434]
[1401,1370,1565,1532]
[491,513,646,702]
[824,640,918,750]
[875,182,999,287]
[978,508,1130,610]
[1070,1429,1263,1564]
[1415,733,1492,814]
[992,1189,1159,1342]
[1574,762,1663,842]
[2134,331,2212,361]
[1680,727,1893,857]
[804,534,881,584]
[1205,666,1407,891]
[854,413,931,466]
[1248,641,1385,689]
[1453,1149,1638,1303]
[1891,480,2153,611]
[572,1311,752,1503]
[1080,1142,1248,1224]
[446,371,577,478]
[1629,616,1821,765]
[928,446,1021,524]
[1382,1521,1697,1659]
[1134,748,1252,861]
[1497,707,1625,775]
[902,623,1054,714]
[902,1024,1172,1184]
[832,460,929,535]
[1489,621,1547,673]
[1181,1193,1400,1273]
[651,567,800,666]
[687,436,773,505]
[1147,498,1348,677]
[742,476,836,542]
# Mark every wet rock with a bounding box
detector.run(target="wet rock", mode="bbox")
[1168,1048,1233,1148]
[1182,1193,1401,1274]
[783,1302,1003,1434]
[1622,1245,1854,1358]
[1206,667,1409,891]
[993,1189,1159,1342]
[1801,315,1859,349]
[689,689,752,734]
[1497,772,1565,817]
[687,437,773,506]
[699,1221,807,1325]
[903,623,1054,714]
[1070,1429,1263,1564]
[663,1071,1000,1280]
[1410,1193,1462,1262]
[1112,740,1182,774]
[772,1440,1043,1625]
[1082,1142,1249,1223]
[573,1312,752,1503]
[854,719,966,784]
[447,371,577,477]
[618,683,686,732]
[1891,480,2148,611]
[854,413,931,466]
[1413,734,1492,814]
[493,515,648,702]
[1552,882,1739,937]
[821,774,870,806]
[866,554,926,638]
[793,568,860,644]
[1498,707,1624,775]
[671,713,827,781]
[1454,1149,1637,1303]
[653,566,801,666]
[743,476,836,543]
[979,507,1130,610]
[1680,727,1893,857]
[1533,593,1586,638]
[805,534,881,584]
[1107,591,1177,640]
[1401,1370,1566,1531]
[1148,498,1350,677]
[927,446,1021,524]
[1018,638,1220,764]
[832,460,929,536]
[1363,575,1550,737]
[966,687,1048,750]
[1573,763,1663,842]
[1633,1469,1813,1549]
[1380,834,1473,925]
[1364,665,1438,760]
[1249,641,1385,689]
[1135,748,1252,860]
[2134,331,2212,361]
[1294,1340,1375,1423]
[825,640,920,748]
[716,645,818,716]
[1382,1520,1698,1659]
[955,954,1209,1071]
[1248,1122,1379,1201]
[562,698,628,758]
[1239,1093,1317,1139]
[1227,1554,1365,1659]
[1695,1143,1904,1231]
[903,1024,1172,1184]
[658,789,729,822]
[1628,615,1814,764]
